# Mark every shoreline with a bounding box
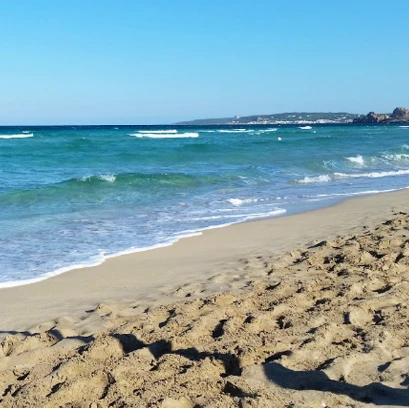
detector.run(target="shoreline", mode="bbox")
[0,188,408,336]
[0,187,404,291]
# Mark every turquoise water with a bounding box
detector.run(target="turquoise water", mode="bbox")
[1,125,409,286]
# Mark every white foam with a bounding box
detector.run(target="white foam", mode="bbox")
[297,175,331,183]
[0,206,287,289]
[335,169,409,179]
[98,174,116,182]
[257,128,278,133]
[138,129,178,134]
[0,256,105,289]
[192,208,286,221]
[312,187,405,199]
[129,132,198,139]
[81,174,116,182]
[228,198,259,206]
[399,126,409,128]
[346,155,365,165]
[0,133,34,139]
[383,153,409,161]
[22,130,31,134]
[217,129,252,133]
[299,126,312,130]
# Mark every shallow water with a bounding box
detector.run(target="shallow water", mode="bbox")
[1,124,408,286]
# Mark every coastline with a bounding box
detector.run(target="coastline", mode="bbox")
[0,188,408,335]
[2,188,409,406]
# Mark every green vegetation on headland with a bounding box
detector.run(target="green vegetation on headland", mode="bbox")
[176,107,409,125]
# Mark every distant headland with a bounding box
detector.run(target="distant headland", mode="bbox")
[176,112,358,126]
[176,107,409,126]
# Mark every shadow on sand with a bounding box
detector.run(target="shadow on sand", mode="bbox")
[263,362,409,406]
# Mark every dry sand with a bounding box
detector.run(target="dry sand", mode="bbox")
[1,190,409,407]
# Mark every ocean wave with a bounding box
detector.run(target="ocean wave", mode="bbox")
[217,129,252,133]
[81,174,116,183]
[334,169,409,179]
[346,155,365,166]
[298,126,312,130]
[228,198,260,206]
[297,175,331,183]
[382,153,409,162]
[0,172,241,206]
[0,133,34,139]
[138,129,178,134]
[256,128,278,133]
[129,132,198,138]
[399,126,409,128]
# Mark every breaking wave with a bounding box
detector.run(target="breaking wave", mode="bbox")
[346,155,365,166]
[129,132,199,139]
[138,129,178,134]
[297,175,331,184]
[0,133,34,139]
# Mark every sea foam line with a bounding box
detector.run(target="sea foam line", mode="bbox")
[0,133,34,139]
[335,169,409,179]
[129,132,199,139]
[138,129,178,134]
[0,206,287,288]
[217,129,252,133]
[308,186,406,199]
[0,235,199,289]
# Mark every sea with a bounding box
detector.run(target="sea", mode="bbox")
[1,124,409,287]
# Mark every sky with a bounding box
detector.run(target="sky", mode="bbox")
[1,0,408,125]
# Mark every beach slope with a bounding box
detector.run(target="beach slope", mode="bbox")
[1,190,409,407]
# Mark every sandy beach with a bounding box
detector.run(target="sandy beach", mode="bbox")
[1,189,409,407]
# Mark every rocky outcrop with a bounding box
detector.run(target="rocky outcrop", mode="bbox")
[392,107,409,120]
[354,107,409,124]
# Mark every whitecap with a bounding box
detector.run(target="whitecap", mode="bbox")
[297,175,331,183]
[257,128,278,133]
[382,153,409,161]
[228,198,259,206]
[138,129,178,134]
[81,174,116,182]
[298,126,312,130]
[0,133,34,139]
[217,129,252,133]
[346,155,365,166]
[129,132,199,139]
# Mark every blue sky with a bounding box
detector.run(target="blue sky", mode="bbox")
[1,0,408,124]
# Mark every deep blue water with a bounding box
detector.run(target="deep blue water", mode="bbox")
[1,124,408,286]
